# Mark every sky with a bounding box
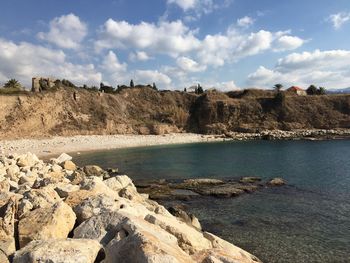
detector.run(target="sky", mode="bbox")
[0,0,350,90]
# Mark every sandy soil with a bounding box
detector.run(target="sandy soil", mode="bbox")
[0,133,227,157]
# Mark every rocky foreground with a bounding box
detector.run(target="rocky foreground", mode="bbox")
[0,152,261,263]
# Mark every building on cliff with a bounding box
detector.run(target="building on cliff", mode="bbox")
[287,86,307,96]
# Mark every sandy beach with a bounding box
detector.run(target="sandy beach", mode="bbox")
[0,133,226,157]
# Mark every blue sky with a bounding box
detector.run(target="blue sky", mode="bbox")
[1,0,350,90]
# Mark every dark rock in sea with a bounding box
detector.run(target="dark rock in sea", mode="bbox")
[239,177,262,183]
[195,184,245,198]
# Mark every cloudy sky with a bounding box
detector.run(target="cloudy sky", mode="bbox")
[1,0,350,90]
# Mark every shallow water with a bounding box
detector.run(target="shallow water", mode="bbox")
[73,140,350,263]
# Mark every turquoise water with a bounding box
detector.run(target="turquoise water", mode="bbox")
[73,140,350,263]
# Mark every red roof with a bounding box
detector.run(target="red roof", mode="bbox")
[287,86,304,91]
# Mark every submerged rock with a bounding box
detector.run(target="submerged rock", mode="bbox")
[268,178,286,186]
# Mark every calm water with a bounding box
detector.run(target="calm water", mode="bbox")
[73,140,350,263]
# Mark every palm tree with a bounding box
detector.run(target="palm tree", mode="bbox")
[273,84,283,92]
[4,79,22,89]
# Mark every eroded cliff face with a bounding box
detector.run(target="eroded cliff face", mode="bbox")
[0,87,349,139]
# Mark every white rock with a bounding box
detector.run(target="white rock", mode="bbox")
[18,201,76,248]
[56,153,72,164]
[13,239,102,263]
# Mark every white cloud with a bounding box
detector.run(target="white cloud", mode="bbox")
[237,16,255,28]
[134,70,172,87]
[129,51,152,61]
[95,19,200,56]
[176,56,206,72]
[37,13,87,49]
[0,38,101,87]
[247,49,350,89]
[167,0,197,11]
[328,12,350,29]
[273,35,304,51]
[197,29,304,67]
[101,50,127,73]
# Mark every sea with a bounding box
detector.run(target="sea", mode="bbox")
[73,140,350,263]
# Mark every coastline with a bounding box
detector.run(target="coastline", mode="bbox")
[0,133,226,158]
[1,129,350,158]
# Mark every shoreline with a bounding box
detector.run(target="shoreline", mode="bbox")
[0,133,226,158]
[1,129,350,158]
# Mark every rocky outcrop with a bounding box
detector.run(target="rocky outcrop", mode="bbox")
[0,152,261,263]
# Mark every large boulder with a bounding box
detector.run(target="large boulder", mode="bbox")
[0,197,17,256]
[83,165,105,177]
[16,153,39,168]
[102,217,193,263]
[145,213,212,254]
[13,239,102,263]
[22,186,61,210]
[103,175,135,192]
[18,201,76,248]
[74,211,127,245]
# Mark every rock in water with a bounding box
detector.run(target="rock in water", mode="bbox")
[18,201,76,248]
[268,178,286,186]
[13,239,102,263]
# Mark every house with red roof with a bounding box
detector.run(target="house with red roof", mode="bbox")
[287,86,307,96]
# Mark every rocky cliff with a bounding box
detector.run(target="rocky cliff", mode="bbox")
[0,87,349,139]
[0,152,261,263]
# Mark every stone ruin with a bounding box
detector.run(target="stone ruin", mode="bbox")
[31,77,57,92]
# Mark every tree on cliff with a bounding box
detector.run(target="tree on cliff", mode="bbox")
[130,79,134,88]
[197,84,204,94]
[3,79,22,90]
[273,84,283,92]
[306,85,318,95]
[152,82,157,90]
[318,87,326,95]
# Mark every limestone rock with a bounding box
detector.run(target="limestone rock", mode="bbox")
[18,201,76,248]
[74,211,127,245]
[183,178,224,186]
[65,189,95,208]
[268,178,286,186]
[102,217,193,263]
[51,164,62,173]
[16,153,39,167]
[22,186,61,210]
[84,165,105,177]
[66,171,85,185]
[240,177,262,183]
[103,175,135,192]
[17,199,33,218]
[198,232,262,263]
[5,165,20,182]
[0,179,10,192]
[56,153,72,164]
[0,198,17,256]
[54,184,80,198]
[0,250,9,263]
[63,160,76,171]
[13,239,102,263]
[145,213,212,254]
